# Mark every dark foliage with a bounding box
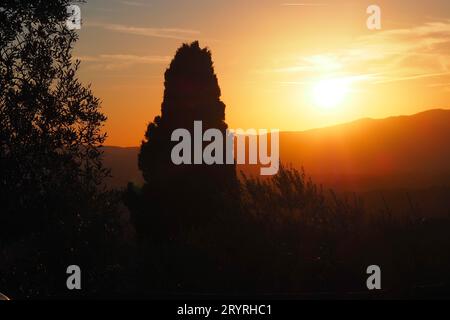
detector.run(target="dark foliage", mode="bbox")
[125,164,450,297]
[0,0,126,298]
[126,42,238,243]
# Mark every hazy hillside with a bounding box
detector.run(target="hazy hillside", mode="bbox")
[103,146,142,188]
[103,109,450,191]
[280,109,450,191]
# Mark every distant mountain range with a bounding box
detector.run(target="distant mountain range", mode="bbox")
[103,109,450,192]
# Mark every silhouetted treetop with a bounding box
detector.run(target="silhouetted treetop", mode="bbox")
[0,0,71,42]
[0,0,125,299]
[139,41,233,183]
[0,0,108,240]
[161,41,225,128]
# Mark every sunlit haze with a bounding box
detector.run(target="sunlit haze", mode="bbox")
[74,0,450,146]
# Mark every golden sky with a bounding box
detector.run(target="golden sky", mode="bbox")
[74,0,450,146]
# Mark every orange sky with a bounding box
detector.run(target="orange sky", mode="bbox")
[74,0,450,146]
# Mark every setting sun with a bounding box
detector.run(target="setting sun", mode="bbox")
[311,78,350,110]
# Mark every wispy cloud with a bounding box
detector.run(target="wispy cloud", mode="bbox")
[281,3,327,7]
[277,74,377,88]
[270,20,450,87]
[428,82,450,88]
[117,1,152,8]
[87,22,201,40]
[76,54,171,70]
[374,72,450,84]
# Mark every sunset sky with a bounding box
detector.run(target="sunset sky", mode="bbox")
[74,0,450,146]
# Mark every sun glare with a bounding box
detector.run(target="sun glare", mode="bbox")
[312,78,350,110]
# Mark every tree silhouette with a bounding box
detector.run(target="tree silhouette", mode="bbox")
[0,0,123,298]
[128,42,238,241]
[1,0,108,239]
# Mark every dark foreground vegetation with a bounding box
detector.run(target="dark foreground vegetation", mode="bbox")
[1,1,449,299]
[120,165,450,298]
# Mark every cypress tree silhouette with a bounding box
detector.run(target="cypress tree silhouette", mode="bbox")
[128,42,238,241]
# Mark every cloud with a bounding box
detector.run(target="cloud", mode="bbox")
[270,54,342,73]
[76,54,171,70]
[117,1,152,7]
[428,82,450,88]
[281,3,327,6]
[271,20,450,87]
[87,22,201,40]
